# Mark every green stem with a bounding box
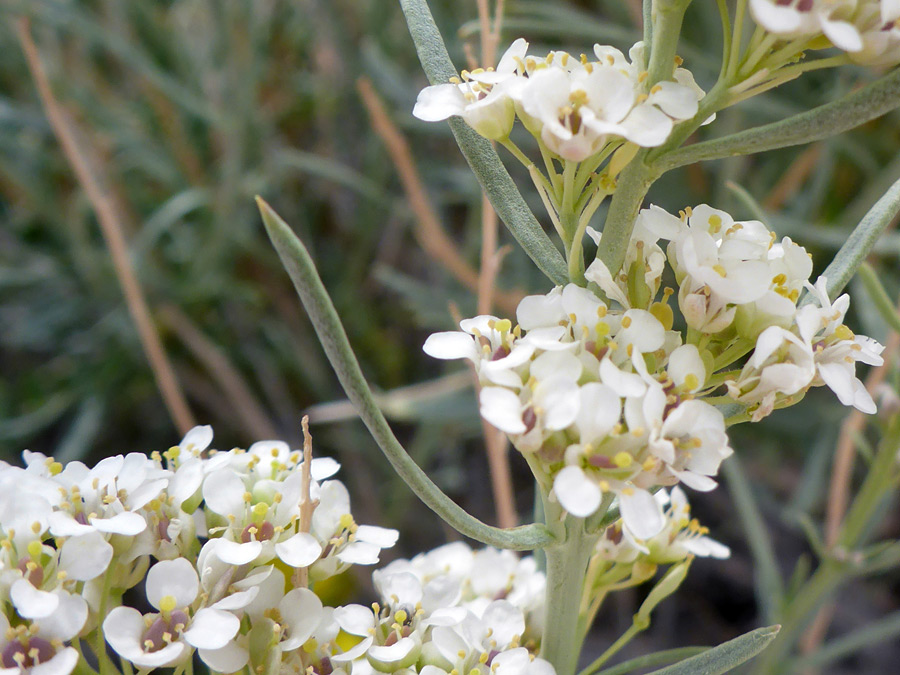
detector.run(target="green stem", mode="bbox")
[259,199,555,551]
[579,623,645,675]
[595,154,651,278]
[569,188,612,284]
[738,32,776,78]
[712,338,755,371]
[646,0,692,87]
[727,0,748,80]
[540,499,603,675]
[858,263,900,334]
[715,0,732,82]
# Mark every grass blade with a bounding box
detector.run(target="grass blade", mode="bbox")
[257,197,554,550]
[397,0,568,285]
[647,625,780,675]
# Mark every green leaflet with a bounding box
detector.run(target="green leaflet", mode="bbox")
[646,625,781,675]
[818,176,900,300]
[656,67,900,172]
[257,198,554,551]
[397,0,569,285]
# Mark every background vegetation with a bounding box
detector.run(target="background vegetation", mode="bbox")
[1,1,899,671]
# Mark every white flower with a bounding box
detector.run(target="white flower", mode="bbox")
[0,612,80,675]
[103,558,244,670]
[749,0,864,52]
[413,39,528,140]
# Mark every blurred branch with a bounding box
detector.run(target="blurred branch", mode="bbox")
[15,17,195,435]
[356,77,522,316]
[800,292,900,662]
[657,67,900,172]
[475,0,518,532]
[763,144,822,211]
[158,305,279,441]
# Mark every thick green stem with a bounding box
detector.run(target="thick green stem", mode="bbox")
[595,155,651,277]
[646,0,692,87]
[540,499,603,675]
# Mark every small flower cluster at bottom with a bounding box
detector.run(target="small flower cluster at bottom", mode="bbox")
[0,427,552,675]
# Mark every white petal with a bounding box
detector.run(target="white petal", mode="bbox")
[684,535,731,559]
[11,579,59,619]
[821,18,863,52]
[38,592,88,641]
[620,488,665,540]
[355,525,399,548]
[482,600,525,648]
[620,104,673,147]
[536,376,581,431]
[199,642,249,672]
[600,358,647,397]
[576,383,621,444]
[279,588,323,650]
[90,511,146,536]
[423,331,478,361]
[215,539,262,565]
[554,467,602,518]
[275,533,323,568]
[202,469,246,517]
[648,81,698,120]
[180,425,213,453]
[334,605,375,636]
[32,647,78,675]
[48,512,94,537]
[59,531,113,581]
[311,457,341,480]
[183,608,240,649]
[337,541,381,565]
[414,84,466,122]
[517,291,565,330]
[667,344,706,389]
[479,387,526,434]
[146,558,199,609]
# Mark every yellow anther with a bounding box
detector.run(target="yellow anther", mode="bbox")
[674,55,684,65]
[683,373,700,391]
[637,71,649,82]
[635,93,649,104]
[622,487,635,496]
[834,325,854,341]
[494,318,512,333]
[243,491,253,503]
[613,452,632,468]
[394,610,408,624]
[621,316,633,329]
[642,457,657,471]
[712,264,727,277]
[48,461,63,476]
[630,427,645,437]
[339,513,356,531]
[771,273,787,285]
[708,214,722,233]
[650,84,662,94]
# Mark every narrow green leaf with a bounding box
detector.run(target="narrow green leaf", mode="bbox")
[397,0,569,285]
[590,647,707,675]
[647,625,781,675]
[858,263,900,334]
[792,610,900,670]
[657,68,900,172]
[257,198,554,551]
[723,458,785,625]
[818,176,900,299]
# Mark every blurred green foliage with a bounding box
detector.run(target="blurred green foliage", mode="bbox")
[1,1,900,670]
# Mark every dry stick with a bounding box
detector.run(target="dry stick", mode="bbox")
[15,19,195,435]
[798,313,900,663]
[474,0,517,529]
[158,304,279,441]
[356,77,521,316]
[625,0,644,28]
[763,143,823,211]
[293,416,319,589]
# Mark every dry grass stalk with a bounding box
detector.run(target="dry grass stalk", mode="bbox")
[16,18,195,435]
[355,77,521,316]
[764,144,823,211]
[799,301,900,665]
[159,304,279,441]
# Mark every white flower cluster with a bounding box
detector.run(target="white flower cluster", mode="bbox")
[425,204,883,535]
[594,487,730,566]
[322,543,551,675]
[750,0,900,65]
[0,427,398,674]
[413,39,705,159]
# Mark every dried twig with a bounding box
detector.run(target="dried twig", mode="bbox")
[799,300,900,664]
[764,143,823,211]
[293,416,320,588]
[158,305,279,441]
[16,18,195,435]
[356,77,522,316]
[625,0,644,28]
